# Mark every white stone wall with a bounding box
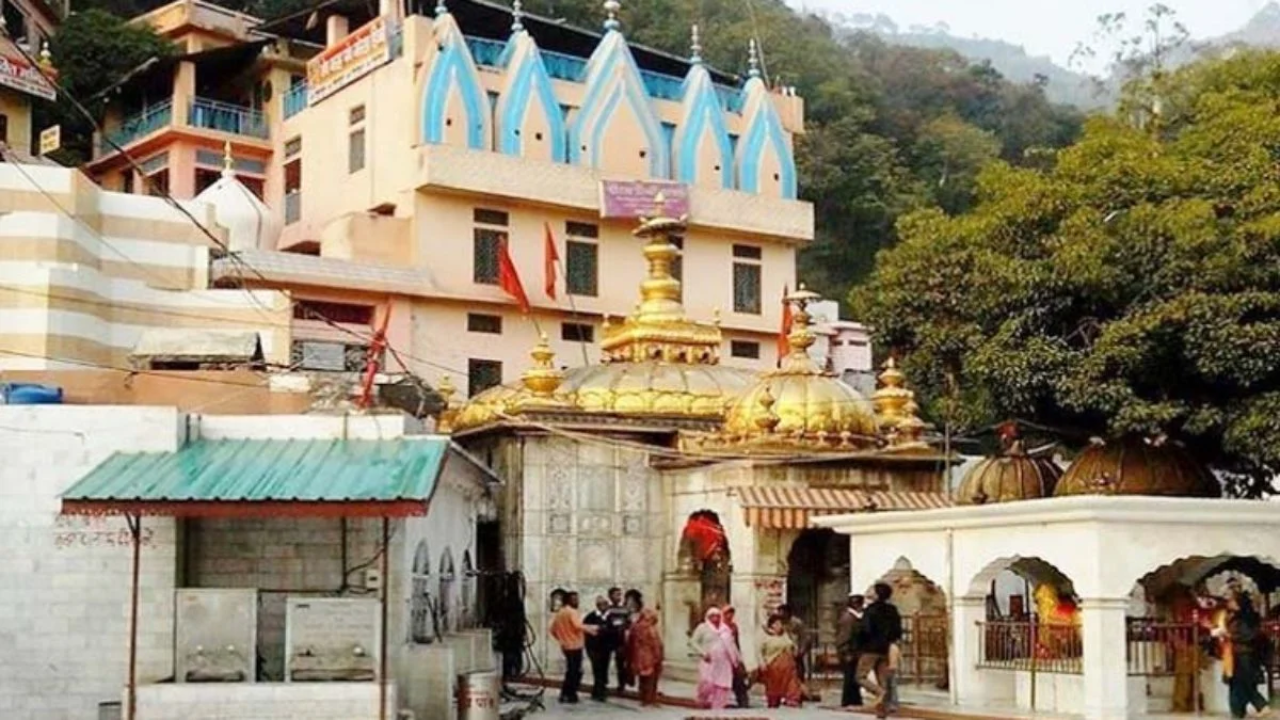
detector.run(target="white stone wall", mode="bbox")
[132,682,396,720]
[0,405,183,719]
[511,436,665,672]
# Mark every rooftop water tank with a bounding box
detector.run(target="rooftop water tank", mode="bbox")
[1,383,64,405]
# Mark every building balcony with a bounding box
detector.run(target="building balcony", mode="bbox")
[415,143,813,241]
[283,83,308,119]
[94,96,269,161]
[188,97,268,138]
[99,100,173,155]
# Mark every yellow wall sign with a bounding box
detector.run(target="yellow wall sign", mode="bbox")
[38,125,60,155]
[306,18,392,106]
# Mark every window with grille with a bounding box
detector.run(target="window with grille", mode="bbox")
[733,262,762,314]
[733,244,762,259]
[730,340,761,359]
[290,340,381,372]
[348,128,366,173]
[468,358,503,396]
[473,229,504,284]
[566,240,598,296]
[293,300,374,325]
[349,105,366,125]
[561,322,594,343]
[410,540,435,644]
[565,221,598,238]
[474,208,509,226]
[467,313,503,334]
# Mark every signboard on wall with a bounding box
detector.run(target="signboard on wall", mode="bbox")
[0,53,55,101]
[599,180,690,219]
[38,125,60,155]
[306,17,392,106]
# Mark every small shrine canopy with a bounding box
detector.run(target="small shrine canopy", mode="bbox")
[60,437,457,518]
[734,486,952,529]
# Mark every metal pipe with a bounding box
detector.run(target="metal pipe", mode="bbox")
[380,517,390,720]
[127,514,142,720]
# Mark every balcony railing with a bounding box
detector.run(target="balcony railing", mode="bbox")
[102,100,172,154]
[188,97,268,139]
[463,35,745,111]
[283,83,308,119]
[284,191,301,225]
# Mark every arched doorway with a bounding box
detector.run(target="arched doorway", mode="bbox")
[677,511,731,633]
[786,528,849,649]
[873,558,948,689]
[410,540,434,644]
[1129,554,1280,714]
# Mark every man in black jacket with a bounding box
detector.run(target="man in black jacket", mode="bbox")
[857,582,903,718]
[582,596,612,701]
[836,593,866,708]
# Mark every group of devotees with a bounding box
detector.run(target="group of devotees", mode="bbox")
[548,582,905,718]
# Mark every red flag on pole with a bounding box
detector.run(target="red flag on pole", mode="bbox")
[544,222,559,300]
[498,235,531,313]
[777,284,793,364]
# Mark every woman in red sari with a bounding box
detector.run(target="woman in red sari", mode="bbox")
[758,614,805,708]
[626,608,664,706]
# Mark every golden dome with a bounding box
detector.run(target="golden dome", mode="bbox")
[450,194,752,433]
[1054,437,1221,498]
[695,287,879,452]
[957,440,1063,505]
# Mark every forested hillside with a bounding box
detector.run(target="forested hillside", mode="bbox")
[53,0,1083,304]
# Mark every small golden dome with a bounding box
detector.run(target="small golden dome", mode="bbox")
[1054,437,1221,498]
[712,287,879,451]
[957,440,1063,505]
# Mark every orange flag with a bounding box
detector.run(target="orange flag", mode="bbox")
[544,222,559,300]
[498,235,531,313]
[777,284,793,365]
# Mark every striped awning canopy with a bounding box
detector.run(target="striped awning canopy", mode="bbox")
[735,486,953,529]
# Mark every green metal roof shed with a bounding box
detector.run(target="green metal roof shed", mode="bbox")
[59,437,456,518]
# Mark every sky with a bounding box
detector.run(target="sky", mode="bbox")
[786,0,1271,71]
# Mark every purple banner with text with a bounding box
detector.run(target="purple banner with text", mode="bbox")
[599,180,690,219]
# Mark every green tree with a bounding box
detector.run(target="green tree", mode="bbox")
[852,50,1280,497]
[41,9,174,162]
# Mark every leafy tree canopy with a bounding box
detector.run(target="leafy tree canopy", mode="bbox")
[39,8,174,161]
[851,50,1280,497]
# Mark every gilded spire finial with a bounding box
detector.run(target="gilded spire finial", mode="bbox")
[872,357,913,431]
[435,0,448,16]
[603,0,621,31]
[511,0,524,32]
[753,385,780,434]
[522,332,563,396]
[690,24,703,65]
[435,375,460,433]
[748,38,761,79]
[39,41,51,67]
[221,140,234,177]
[778,285,822,367]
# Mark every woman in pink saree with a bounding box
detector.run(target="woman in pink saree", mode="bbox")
[689,607,741,709]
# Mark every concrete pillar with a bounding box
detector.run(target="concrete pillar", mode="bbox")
[327,14,350,47]
[173,60,196,125]
[1080,597,1129,720]
[730,571,783,671]
[952,596,1009,708]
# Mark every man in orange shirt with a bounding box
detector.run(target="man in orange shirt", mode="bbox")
[549,591,598,703]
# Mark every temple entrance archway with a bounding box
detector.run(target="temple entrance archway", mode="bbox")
[677,510,731,633]
[786,528,849,648]
[966,556,1082,676]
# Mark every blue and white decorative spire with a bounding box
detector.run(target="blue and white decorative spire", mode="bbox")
[570,0,669,178]
[511,0,524,32]
[735,37,797,199]
[421,5,491,149]
[603,0,621,32]
[495,0,567,162]
[673,23,734,189]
